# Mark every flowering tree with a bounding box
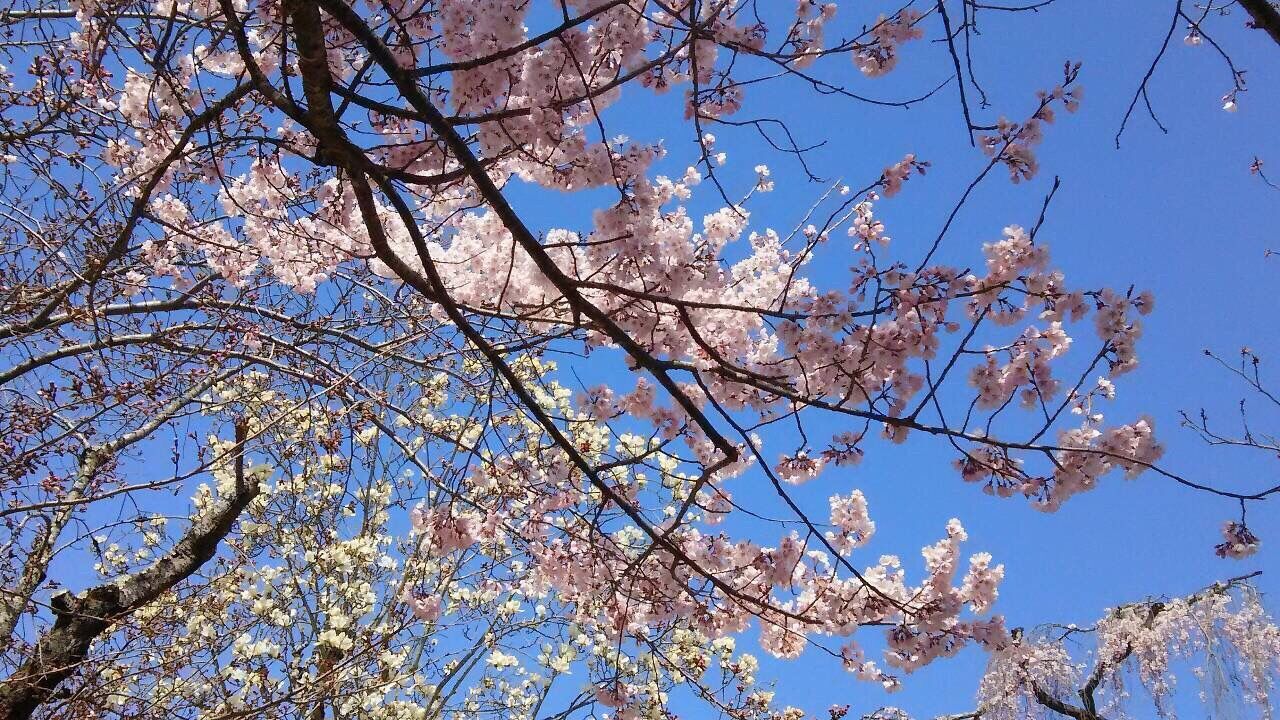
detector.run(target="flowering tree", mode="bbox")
[0,1,1276,720]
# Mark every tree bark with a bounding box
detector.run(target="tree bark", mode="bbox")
[1239,0,1280,47]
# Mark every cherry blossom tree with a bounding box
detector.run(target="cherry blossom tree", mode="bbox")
[0,1,1276,720]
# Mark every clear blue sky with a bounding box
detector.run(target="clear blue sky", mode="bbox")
[505,1,1280,716]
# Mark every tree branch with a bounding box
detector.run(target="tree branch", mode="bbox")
[0,423,261,720]
[1239,0,1280,47]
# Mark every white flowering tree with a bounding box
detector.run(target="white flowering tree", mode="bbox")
[0,1,1276,720]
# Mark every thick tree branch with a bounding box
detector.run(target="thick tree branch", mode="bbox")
[1239,0,1280,47]
[0,424,260,720]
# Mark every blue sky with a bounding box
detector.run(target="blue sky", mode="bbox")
[32,1,1278,716]
[500,1,1280,716]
